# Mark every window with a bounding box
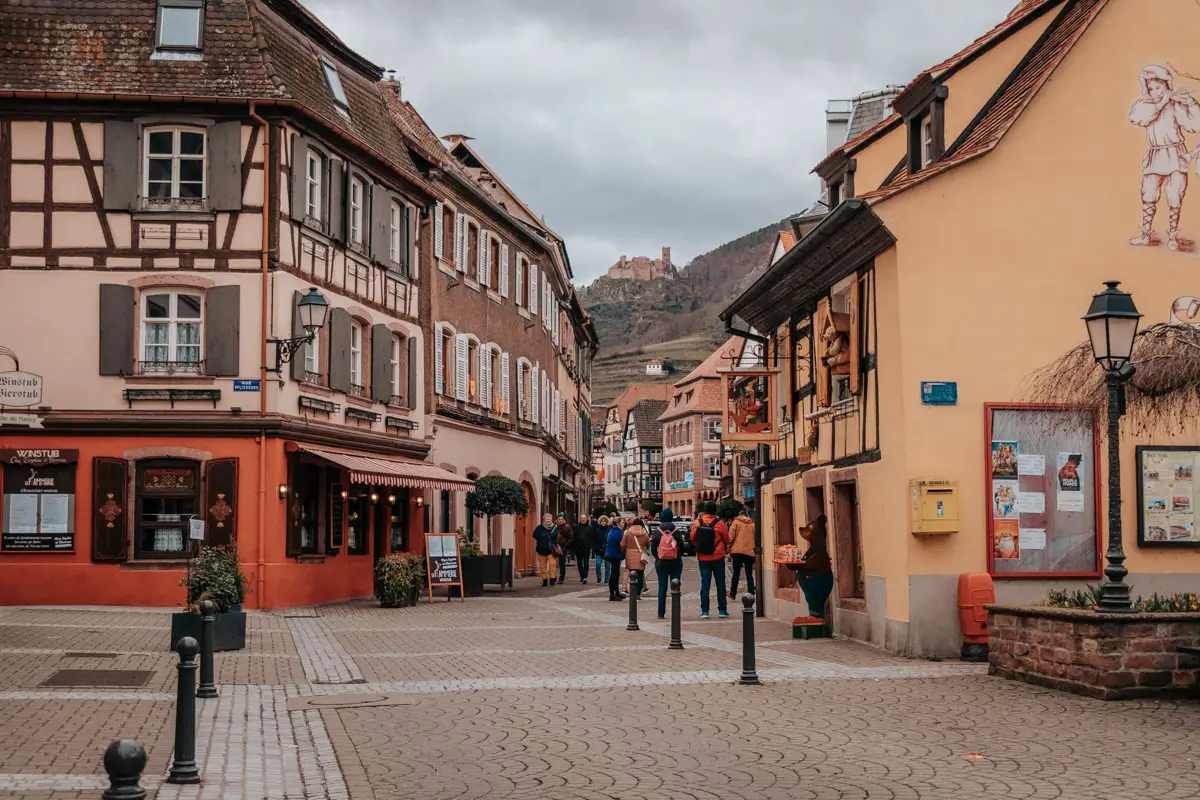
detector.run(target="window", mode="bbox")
[490,238,501,290]
[319,57,350,115]
[389,202,401,264]
[306,151,323,220]
[707,458,722,479]
[442,206,456,265]
[685,421,692,444]
[155,0,203,51]
[349,177,365,245]
[141,291,201,373]
[516,256,527,306]
[441,327,453,396]
[144,127,205,204]
[349,321,363,396]
[706,420,722,441]
[921,116,934,168]
[467,224,480,281]
[135,459,200,559]
[290,461,323,555]
[645,475,662,493]
[468,340,480,403]
[389,336,402,404]
[828,181,842,208]
[490,348,502,411]
[346,495,369,554]
[303,327,322,384]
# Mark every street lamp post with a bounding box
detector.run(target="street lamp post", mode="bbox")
[1082,281,1142,613]
[267,288,329,378]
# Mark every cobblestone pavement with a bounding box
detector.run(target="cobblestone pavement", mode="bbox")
[2,563,1199,799]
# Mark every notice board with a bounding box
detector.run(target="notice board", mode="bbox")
[1,449,78,552]
[424,532,464,603]
[985,406,1101,577]
[1137,446,1200,546]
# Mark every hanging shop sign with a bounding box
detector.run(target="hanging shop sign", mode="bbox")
[425,532,464,603]
[721,369,778,444]
[0,449,78,552]
[0,371,43,407]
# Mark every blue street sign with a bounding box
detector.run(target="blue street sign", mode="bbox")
[233,380,261,392]
[921,381,957,406]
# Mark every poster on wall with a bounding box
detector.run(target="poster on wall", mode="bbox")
[1138,447,1200,545]
[721,370,777,444]
[994,520,1020,560]
[991,441,1019,479]
[0,449,78,552]
[1056,453,1085,512]
[992,480,1018,520]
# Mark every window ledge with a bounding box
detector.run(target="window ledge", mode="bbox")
[487,291,502,304]
[124,375,215,386]
[519,308,531,320]
[385,402,413,413]
[294,554,328,564]
[121,559,190,570]
[437,260,458,276]
[838,597,867,614]
[464,279,481,292]
[344,394,375,410]
[299,381,335,397]
[132,209,215,223]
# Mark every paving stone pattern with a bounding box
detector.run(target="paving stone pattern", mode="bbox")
[1,563,1199,799]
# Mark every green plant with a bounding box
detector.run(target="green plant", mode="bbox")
[1037,585,1103,609]
[374,552,426,608]
[642,501,662,518]
[465,476,528,554]
[180,541,250,612]
[1133,592,1200,612]
[716,498,746,521]
[456,527,482,558]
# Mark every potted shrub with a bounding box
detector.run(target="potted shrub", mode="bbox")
[452,527,485,598]
[374,552,425,608]
[466,476,529,592]
[171,542,251,652]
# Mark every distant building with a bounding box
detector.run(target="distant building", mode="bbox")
[645,360,664,376]
[607,247,674,281]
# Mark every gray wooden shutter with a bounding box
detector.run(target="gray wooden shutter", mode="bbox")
[92,457,129,562]
[408,337,419,408]
[102,121,138,211]
[290,135,307,221]
[204,285,240,376]
[290,290,306,381]
[98,284,135,376]
[328,158,345,241]
[328,308,352,393]
[208,121,243,211]
[406,205,418,278]
[370,323,391,403]
[370,184,390,263]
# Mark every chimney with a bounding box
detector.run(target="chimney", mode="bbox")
[383,70,401,100]
[620,255,627,268]
[825,98,853,154]
[661,247,671,268]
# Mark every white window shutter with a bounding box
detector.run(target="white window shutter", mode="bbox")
[480,344,491,408]
[500,244,510,298]
[516,360,525,418]
[531,362,540,425]
[479,230,490,288]
[434,201,444,259]
[501,352,510,413]
[455,215,465,272]
[553,305,560,346]
[544,280,551,330]
[543,372,550,432]
[455,334,468,401]
[515,255,523,306]
[434,323,444,395]
[530,263,538,315]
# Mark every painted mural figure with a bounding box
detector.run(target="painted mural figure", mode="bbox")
[1129,65,1200,252]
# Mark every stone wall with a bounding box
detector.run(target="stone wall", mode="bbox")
[988,605,1200,700]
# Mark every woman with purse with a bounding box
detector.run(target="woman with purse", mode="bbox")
[532,513,558,587]
[603,517,626,601]
[621,518,652,602]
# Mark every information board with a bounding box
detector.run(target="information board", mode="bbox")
[424,532,464,603]
[1137,446,1200,546]
[0,449,77,552]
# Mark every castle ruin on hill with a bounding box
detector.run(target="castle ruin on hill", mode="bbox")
[607,247,674,281]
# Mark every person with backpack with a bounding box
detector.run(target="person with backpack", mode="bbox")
[727,506,756,598]
[591,516,611,585]
[652,508,685,619]
[690,500,731,618]
[553,514,573,585]
[603,516,626,601]
[532,512,558,587]
[572,514,593,584]
[620,518,651,602]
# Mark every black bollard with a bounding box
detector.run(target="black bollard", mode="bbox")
[669,578,684,650]
[197,600,218,699]
[739,593,760,686]
[167,636,201,784]
[102,739,147,800]
[626,570,639,631]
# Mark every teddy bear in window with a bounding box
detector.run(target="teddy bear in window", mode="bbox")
[820,312,851,375]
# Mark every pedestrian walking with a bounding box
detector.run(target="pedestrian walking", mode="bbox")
[652,508,685,619]
[603,516,626,601]
[621,518,651,602]
[573,515,593,584]
[728,506,756,598]
[591,516,611,585]
[554,514,573,585]
[532,513,558,587]
[691,500,731,618]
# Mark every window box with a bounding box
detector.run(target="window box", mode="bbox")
[349,383,366,399]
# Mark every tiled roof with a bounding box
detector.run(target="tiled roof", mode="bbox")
[677,338,740,388]
[779,230,798,251]
[377,84,461,173]
[629,400,670,447]
[658,338,740,423]
[609,383,672,423]
[861,0,1105,204]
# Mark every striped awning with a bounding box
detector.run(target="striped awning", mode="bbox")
[298,446,476,491]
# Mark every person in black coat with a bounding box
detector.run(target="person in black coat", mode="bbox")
[591,517,611,585]
[572,515,593,584]
[651,508,686,619]
[554,514,573,585]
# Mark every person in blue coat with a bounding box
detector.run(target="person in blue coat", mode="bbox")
[603,516,626,601]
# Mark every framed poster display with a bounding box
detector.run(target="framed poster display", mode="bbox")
[0,449,78,552]
[424,532,464,603]
[984,405,1101,578]
[720,369,779,444]
[1136,446,1200,547]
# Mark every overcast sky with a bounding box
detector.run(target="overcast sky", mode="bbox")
[307,0,1018,285]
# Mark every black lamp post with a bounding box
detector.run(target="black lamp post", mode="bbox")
[268,287,329,376]
[1082,281,1142,613]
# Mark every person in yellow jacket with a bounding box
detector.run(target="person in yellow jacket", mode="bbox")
[727,507,756,598]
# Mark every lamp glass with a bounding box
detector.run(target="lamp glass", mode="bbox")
[1106,316,1139,365]
[1086,317,1112,365]
[297,288,329,335]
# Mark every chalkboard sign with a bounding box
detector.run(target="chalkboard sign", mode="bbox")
[1,451,77,553]
[328,484,345,549]
[424,532,464,603]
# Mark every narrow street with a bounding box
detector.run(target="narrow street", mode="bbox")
[1,562,1198,799]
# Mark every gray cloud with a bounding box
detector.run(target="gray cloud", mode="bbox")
[306,0,1017,283]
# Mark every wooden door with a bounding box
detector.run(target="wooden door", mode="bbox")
[514,482,536,575]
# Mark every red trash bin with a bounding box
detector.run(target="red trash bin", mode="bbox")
[957,572,995,662]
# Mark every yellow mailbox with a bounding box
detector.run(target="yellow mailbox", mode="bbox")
[910,479,959,534]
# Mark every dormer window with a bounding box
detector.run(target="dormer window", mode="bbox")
[319,57,350,116]
[156,0,204,52]
[828,181,843,208]
[903,84,948,173]
[921,116,934,168]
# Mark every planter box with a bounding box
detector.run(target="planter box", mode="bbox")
[480,551,514,591]
[987,605,1200,700]
[451,557,486,598]
[169,610,247,652]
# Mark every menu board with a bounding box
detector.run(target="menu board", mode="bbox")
[1138,447,1200,546]
[987,408,1099,576]
[424,532,464,602]
[0,450,78,552]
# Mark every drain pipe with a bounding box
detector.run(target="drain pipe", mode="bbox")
[249,101,270,608]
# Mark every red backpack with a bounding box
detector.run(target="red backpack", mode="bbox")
[657,528,679,560]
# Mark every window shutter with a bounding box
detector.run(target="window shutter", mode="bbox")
[434,323,444,395]
[455,334,469,402]
[553,307,560,347]
[816,297,831,408]
[328,158,346,241]
[370,184,390,263]
[98,284,135,376]
[516,360,525,418]
[479,231,490,289]
[455,215,466,272]
[408,337,419,407]
[849,275,861,395]
[542,371,549,431]
[371,323,391,402]
[102,121,138,211]
[406,205,418,278]
[204,285,240,377]
[434,201,445,259]
[329,307,352,393]
[204,458,237,548]
[290,135,308,221]
[480,344,491,409]
[515,255,523,305]
[530,263,538,314]
[290,290,307,382]
[92,457,128,562]
[501,352,511,414]
[543,280,551,330]
[209,121,243,211]
[531,362,540,425]
[499,244,510,298]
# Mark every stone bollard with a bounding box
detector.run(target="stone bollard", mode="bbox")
[102,739,147,800]
[166,637,201,785]
[669,578,684,650]
[197,600,218,699]
[626,570,639,631]
[739,593,760,686]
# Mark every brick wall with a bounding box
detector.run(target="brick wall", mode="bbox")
[988,605,1200,700]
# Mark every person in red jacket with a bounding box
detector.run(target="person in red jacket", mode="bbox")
[690,500,731,618]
